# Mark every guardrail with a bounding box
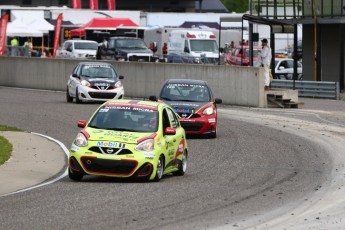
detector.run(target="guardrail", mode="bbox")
[270,80,340,100]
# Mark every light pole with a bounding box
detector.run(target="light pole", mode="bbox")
[313,0,317,81]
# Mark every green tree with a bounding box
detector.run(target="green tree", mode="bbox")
[221,0,249,13]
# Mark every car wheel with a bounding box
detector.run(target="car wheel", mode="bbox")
[173,150,187,176]
[153,155,164,182]
[66,87,73,102]
[68,169,83,181]
[75,88,82,104]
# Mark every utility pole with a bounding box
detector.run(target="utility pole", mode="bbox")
[313,0,317,81]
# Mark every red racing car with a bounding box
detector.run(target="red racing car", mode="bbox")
[151,79,222,138]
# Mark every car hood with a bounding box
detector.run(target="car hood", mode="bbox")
[118,48,153,55]
[161,100,211,114]
[85,127,153,144]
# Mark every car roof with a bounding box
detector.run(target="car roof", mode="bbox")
[78,62,113,66]
[65,40,98,43]
[164,78,207,86]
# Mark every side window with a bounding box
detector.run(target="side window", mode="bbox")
[162,109,171,131]
[287,60,294,68]
[167,108,179,128]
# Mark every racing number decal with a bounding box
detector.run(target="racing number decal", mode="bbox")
[175,139,185,159]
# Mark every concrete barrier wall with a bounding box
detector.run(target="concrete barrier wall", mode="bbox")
[0,57,265,107]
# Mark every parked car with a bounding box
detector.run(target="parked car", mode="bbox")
[66,62,124,103]
[150,79,222,138]
[68,99,188,182]
[274,58,303,80]
[228,45,261,66]
[56,40,98,59]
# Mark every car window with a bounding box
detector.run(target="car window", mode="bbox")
[74,42,98,50]
[162,109,171,131]
[287,60,294,68]
[89,105,158,132]
[80,64,117,79]
[166,108,179,128]
[161,83,211,102]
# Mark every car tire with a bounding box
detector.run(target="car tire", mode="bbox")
[68,169,83,181]
[66,87,73,103]
[153,155,164,182]
[75,88,82,104]
[173,150,187,176]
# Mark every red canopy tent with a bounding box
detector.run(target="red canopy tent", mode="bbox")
[70,18,138,38]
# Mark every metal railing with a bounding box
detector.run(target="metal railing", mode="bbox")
[270,79,340,99]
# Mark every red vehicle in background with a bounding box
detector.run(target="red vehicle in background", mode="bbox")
[226,46,261,66]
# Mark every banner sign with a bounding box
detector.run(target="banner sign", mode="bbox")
[53,13,63,58]
[0,14,8,56]
[90,0,99,10]
[107,0,116,10]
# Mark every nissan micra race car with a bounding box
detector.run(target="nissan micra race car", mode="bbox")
[151,79,222,138]
[69,100,188,182]
[66,62,124,103]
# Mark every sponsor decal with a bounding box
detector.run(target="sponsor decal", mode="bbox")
[97,141,125,148]
[70,145,80,152]
[175,108,192,113]
[208,118,216,123]
[143,152,156,158]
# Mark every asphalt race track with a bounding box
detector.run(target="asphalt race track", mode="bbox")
[0,87,345,229]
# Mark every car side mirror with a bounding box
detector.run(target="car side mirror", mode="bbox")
[72,73,79,78]
[77,120,87,128]
[215,98,222,104]
[149,96,157,101]
[279,66,285,70]
[219,48,224,53]
[164,127,176,135]
[184,47,190,53]
[119,75,124,79]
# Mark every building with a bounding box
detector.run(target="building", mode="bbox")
[0,0,227,12]
[248,0,345,90]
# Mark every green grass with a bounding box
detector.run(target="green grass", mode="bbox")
[0,136,12,164]
[0,125,22,165]
[0,125,22,131]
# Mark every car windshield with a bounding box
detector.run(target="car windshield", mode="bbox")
[80,64,117,79]
[88,104,158,133]
[161,83,211,102]
[190,40,218,52]
[74,42,98,50]
[109,39,148,49]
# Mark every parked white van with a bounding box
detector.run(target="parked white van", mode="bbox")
[167,30,219,64]
[56,40,98,59]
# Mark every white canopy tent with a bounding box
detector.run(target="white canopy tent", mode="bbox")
[7,19,43,37]
[28,18,54,34]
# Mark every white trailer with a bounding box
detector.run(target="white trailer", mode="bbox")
[167,30,219,64]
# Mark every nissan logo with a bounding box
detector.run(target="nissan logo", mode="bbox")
[182,113,187,118]
[106,148,114,154]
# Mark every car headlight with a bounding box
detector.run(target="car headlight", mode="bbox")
[135,139,154,152]
[74,132,88,147]
[80,80,90,87]
[115,80,123,88]
[203,106,215,115]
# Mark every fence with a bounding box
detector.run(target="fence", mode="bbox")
[271,79,340,100]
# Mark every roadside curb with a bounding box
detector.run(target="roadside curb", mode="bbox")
[0,131,69,197]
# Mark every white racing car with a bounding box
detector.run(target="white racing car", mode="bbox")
[66,62,124,103]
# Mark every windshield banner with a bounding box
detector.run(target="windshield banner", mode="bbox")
[0,14,8,56]
[53,13,63,58]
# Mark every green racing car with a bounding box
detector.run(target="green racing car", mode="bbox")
[68,99,188,182]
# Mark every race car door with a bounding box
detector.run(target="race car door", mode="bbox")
[162,107,185,171]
